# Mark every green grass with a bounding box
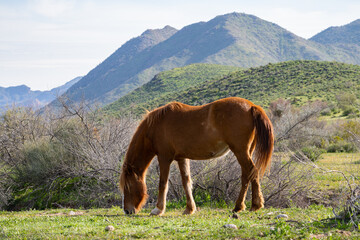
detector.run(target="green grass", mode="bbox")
[314,153,360,190]
[1,205,358,239]
[1,153,360,239]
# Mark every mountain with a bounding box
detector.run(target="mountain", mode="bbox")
[56,13,360,107]
[310,19,360,45]
[105,61,360,116]
[103,63,240,115]
[0,77,81,111]
[58,25,178,106]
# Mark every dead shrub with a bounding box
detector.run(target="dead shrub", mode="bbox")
[0,99,137,210]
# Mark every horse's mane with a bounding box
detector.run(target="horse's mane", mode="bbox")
[119,102,183,193]
[145,102,183,127]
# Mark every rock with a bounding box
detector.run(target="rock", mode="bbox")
[223,224,238,229]
[232,213,239,219]
[68,211,76,216]
[275,214,288,219]
[309,233,326,239]
[269,226,275,231]
[336,230,351,237]
[105,225,115,231]
[67,211,84,216]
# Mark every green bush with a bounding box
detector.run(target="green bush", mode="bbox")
[300,147,326,162]
[342,106,358,117]
[9,140,80,209]
[327,143,357,153]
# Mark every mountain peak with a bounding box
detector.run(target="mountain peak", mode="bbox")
[53,13,360,107]
[6,85,31,95]
[214,12,264,24]
[140,25,178,43]
[141,25,177,37]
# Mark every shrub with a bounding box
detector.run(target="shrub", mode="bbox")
[327,143,357,153]
[0,101,136,210]
[299,146,326,162]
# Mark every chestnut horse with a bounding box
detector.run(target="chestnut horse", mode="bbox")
[119,97,274,215]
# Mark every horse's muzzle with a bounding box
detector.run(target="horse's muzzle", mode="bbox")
[124,208,136,215]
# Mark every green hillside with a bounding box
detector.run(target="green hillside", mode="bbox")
[106,60,360,116]
[103,63,240,115]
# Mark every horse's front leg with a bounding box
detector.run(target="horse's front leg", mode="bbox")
[151,157,172,216]
[177,159,196,215]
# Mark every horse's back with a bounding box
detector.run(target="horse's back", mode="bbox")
[148,98,257,159]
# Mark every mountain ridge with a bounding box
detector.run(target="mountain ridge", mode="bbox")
[52,12,360,107]
[310,19,360,45]
[0,77,81,111]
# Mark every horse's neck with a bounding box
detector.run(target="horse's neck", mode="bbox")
[125,122,154,176]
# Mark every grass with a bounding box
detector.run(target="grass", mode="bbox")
[1,153,360,239]
[313,153,360,190]
[1,205,359,239]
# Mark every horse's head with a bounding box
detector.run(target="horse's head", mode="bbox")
[119,164,148,214]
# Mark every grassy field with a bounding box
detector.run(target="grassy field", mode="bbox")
[0,205,358,239]
[1,153,359,239]
[314,153,360,190]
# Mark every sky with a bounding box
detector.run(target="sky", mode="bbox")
[1,0,360,91]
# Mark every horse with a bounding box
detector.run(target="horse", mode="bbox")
[119,97,274,215]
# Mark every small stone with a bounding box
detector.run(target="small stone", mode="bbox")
[275,214,288,219]
[267,212,274,215]
[105,225,115,231]
[336,230,351,237]
[68,211,76,216]
[232,213,239,219]
[309,233,326,239]
[223,224,238,229]
[269,226,275,231]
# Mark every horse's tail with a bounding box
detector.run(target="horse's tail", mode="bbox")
[251,105,274,178]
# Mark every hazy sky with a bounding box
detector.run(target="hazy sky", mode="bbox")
[1,0,360,91]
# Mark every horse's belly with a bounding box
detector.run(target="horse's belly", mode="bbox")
[176,141,230,160]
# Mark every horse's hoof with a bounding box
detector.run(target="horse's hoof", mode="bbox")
[182,208,196,215]
[250,205,263,211]
[232,204,246,213]
[150,207,164,216]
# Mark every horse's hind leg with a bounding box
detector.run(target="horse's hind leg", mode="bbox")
[232,149,257,212]
[250,173,264,211]
[151,156,172,216]
[249,141,264,211]
[177,159,196,215]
